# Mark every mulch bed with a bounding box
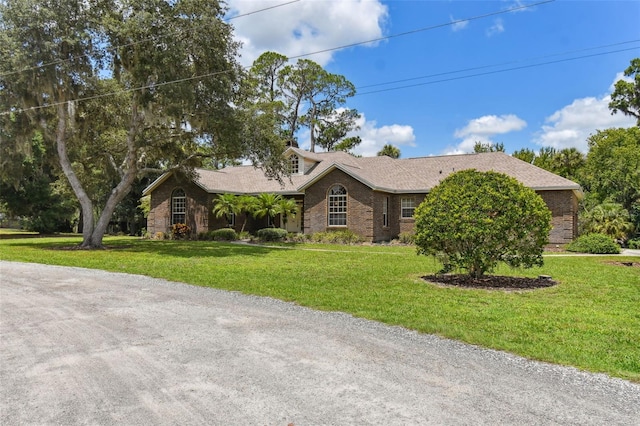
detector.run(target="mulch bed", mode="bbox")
[422,274,557,291]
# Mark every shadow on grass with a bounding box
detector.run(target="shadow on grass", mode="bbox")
[3,238,279,259]
[120,240,277,259]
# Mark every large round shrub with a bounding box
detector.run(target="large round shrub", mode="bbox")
[414,169,552,278]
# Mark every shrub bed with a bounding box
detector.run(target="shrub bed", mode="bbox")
[310,230,362,245]
[567,233,620,254]
[256,228,288,242]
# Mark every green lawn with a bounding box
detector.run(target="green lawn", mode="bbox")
[1,236,639,382]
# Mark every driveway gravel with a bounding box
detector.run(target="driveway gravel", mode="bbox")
[1,260,639,425]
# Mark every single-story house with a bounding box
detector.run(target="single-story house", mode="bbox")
[143,147,581,244]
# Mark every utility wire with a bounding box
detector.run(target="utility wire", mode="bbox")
[1,69,235,114]
[0,0,300,78]
[288,0,555,61]
[1,0,563,115]
[355,46,640,97]
[357,39,640,90]
[1,0,550,80]
[226,0,300,20]
[5,43,632,116]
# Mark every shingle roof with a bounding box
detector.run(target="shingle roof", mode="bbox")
[341,152,581,192]
[144,149,580,196]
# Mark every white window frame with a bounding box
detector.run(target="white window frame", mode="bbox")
[289,154,299,174]
[171,189,186,225]
[401,198,415,219]
[383,196,389,227]
[228,212,235,227]
[328,185,347,227]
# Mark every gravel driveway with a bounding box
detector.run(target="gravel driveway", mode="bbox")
[1,261,638,425]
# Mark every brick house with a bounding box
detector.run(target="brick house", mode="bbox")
[143,147,581,244]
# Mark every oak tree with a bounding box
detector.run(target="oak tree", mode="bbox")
[0,0,274,248]
[609,58,640,125]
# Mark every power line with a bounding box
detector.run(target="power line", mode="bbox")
[2,69,235,114]
[1,0,565,115]
[7,43,632,116]
[355,47,640,97]
[288,0,555,61]
[226,0,300,20]
[357,40,640,90]
[1,0,550,79]
[0,0,301,78]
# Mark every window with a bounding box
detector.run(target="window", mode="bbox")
[383,197,389,227]
[289,154,299,174]
[228,213,235,227]
[328,185,347,226]
[401,198,415,218]
[171,189,186,225]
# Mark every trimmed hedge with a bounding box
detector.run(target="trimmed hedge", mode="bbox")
[198,228,237,241]
[256,228,288,242]
[567,233,620,254]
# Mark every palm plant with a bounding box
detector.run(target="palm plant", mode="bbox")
[552,148,585,181]
[253,193,282,227]
[276,197,298,229]
[580,202,635,241]
[212,193,238,227]
[377,143,401,158]
[236,195,258,233]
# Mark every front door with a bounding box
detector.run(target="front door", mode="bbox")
[285,204,302,233]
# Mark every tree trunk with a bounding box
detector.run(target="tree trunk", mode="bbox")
[55,103,95,247]
[56,99,142,249]
[82,101,142,248]
[309,104,317,153]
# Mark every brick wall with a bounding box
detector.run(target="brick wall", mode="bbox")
[372,192,393,242]
[148,175,212,237]
[304,169,375,240]
[537,190,578,244]
[387,190,576,244]
[149,171,578,244]
[303,171,432,242]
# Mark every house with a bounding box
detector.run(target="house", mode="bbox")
[143,147,581,244]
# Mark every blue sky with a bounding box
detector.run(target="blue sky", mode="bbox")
[227,0,639,157]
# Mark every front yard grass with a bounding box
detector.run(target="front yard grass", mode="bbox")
[1,236,638,382]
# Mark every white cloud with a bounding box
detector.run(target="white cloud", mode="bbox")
[350,113,416,157]
[446,114,527,155]
[455,114,527,138]
[535,74,637,152]
[486,18,504,37]
[450,15,469,32]
[227,0,388,66]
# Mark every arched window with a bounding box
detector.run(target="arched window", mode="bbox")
[171,189,186,225]
[327,185,347,226]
